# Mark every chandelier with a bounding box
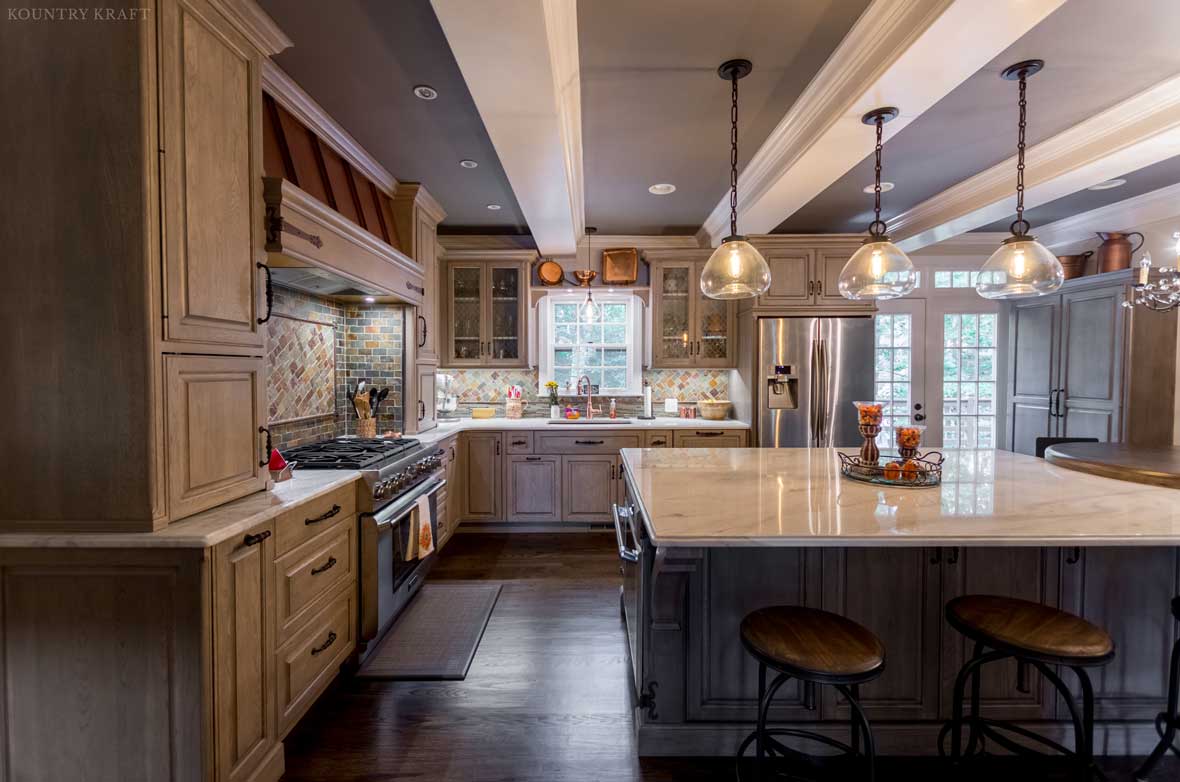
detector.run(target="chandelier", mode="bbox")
[1123,241,1180,313]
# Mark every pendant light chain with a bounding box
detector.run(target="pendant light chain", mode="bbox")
[729,72,739,238]
[870,115,886,237]
[1013,71,1029,237]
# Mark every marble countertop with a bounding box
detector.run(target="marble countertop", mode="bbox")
[415,415,748,445]
[0,470,361,549]
[620,447,1180,547]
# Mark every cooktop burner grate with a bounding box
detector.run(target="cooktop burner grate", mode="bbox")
[285,437,421,470]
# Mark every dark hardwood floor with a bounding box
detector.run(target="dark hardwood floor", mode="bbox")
[281,533,1178,781]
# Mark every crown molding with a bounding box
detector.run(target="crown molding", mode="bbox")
[892,73,1180,252]
[1031,182,1180,249]
[543,0,585,240]
[394,182,448,225]
[208,0,291,56]
[699,0,1064,245]
[261,60,399,196]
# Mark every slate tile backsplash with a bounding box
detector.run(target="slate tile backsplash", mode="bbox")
[266,286,404,450]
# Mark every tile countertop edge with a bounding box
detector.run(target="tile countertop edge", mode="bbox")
[0,470,362,550]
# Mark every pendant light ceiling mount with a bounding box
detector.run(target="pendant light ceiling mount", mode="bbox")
[976,58,1063,300]
[836,105,917,301]
[700,58,772,300]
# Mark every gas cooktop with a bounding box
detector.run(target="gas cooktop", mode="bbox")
[285,437,422,470]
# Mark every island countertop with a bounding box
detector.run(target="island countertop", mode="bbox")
[619,447,1180,547]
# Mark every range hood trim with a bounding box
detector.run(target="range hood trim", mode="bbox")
[264,177,424,306]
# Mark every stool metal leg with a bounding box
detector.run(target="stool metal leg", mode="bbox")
[850,683,860,755]
[838,684,876,782]
[756,662,766,772]
[1136,637,1180,780]
[1071,665,1096,777]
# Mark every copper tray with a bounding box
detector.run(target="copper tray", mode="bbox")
[601,248,639,285]
[837,451,944,488]
[538,259,564,286]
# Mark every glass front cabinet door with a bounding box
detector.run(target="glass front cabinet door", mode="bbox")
[650,256,736,368]
[445,257,529,368]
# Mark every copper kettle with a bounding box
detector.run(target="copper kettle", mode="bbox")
[1095,232,1144,273]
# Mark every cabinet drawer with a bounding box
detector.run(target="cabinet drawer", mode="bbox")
[505,431,533,453]
[673,430,747,448]
[643,431,673,448]
[274,483,357,556]
[536,433,641,454]
[275,523,355,643]
[276,581,355,736]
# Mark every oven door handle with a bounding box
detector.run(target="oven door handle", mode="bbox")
[369,478,447,528]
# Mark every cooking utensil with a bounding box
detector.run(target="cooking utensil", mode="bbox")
[347,386,359,419]
[537,259,564,286]
[1057,251,1092,280]
[601,248,639,285]
[368,388,378,417]
[696,399,732,421]
[375,387,389,416]
[1096,232,1145,273]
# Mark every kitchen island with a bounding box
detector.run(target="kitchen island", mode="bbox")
[616,447,1180,756]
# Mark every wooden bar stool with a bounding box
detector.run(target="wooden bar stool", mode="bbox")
[1135,597,1180,780]
[941,595,1115,780]
[735,606,885,781]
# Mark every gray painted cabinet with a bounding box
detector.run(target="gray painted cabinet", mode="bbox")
[461,432,502,520]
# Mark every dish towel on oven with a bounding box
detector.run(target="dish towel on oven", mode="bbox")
[415,494,435,559]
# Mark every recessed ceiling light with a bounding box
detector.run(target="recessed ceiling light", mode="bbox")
[412,85,439,101]
[459,159,478,169]
[648,183,676,195]
[486,204,502,210]
[863,181,895,194]
[363,296,376,303]
[1088,178,1126,191]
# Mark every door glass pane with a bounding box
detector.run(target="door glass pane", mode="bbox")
[490,267,520,360]
[452,266,481,361]
[698,292,729,361]
[943,313,998,448]
[659,266,691,360]
[872,313,912,445]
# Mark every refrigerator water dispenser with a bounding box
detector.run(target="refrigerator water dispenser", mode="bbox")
[766,365,798,410]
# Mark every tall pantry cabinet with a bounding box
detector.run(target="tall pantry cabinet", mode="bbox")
[0,0,291,531]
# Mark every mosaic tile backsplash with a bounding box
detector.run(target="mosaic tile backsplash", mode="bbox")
[438,368,732,419]
[266,286,404,450]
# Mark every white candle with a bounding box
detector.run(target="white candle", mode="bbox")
[1139,253,1152,286]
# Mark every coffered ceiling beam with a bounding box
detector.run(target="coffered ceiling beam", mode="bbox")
[892,73,1180,251]
[699,0,1065,246]
[431,0,583,256]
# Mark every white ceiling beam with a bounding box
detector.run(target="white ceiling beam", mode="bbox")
[431,0,582,256]
[1031,182,1180,250]
[700,0,1066,246]
[892,73,1180,252]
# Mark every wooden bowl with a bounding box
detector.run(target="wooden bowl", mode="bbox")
[538,259,564,286]
[697,400,732,421]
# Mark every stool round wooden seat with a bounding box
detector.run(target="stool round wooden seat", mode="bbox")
[736,606,885,781]
[946,595,1114,665]
[941,594,1116,780]
[741,606,885,684]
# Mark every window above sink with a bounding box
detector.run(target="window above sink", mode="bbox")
[536,293,644,397]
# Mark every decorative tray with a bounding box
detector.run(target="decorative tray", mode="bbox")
[838,451,944,488]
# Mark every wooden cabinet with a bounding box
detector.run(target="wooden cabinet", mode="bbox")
[561,455,619,523]
[462,432,503,519]
[673,429,747,448]
[443,252,532,368]
[412,361,437,433]
[164,355,268,520]
[747,237,873,310]
[649,254,737,368]
[505,455,561,521]
[643,430,672,448]
[274,583,355,736]
[392,184,446,363]
[159,0,266,352]
[212,520,279,782]
[756,248,814,305]
[1006,275,1130,454]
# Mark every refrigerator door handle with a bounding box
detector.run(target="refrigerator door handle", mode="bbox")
[809,338,820,447]
[817,337,829,445]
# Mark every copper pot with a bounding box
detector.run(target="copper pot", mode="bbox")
[1095,232,1144,273]
[1056,251,1092,280]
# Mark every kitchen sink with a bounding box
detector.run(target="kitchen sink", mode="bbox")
[547,418,633,425]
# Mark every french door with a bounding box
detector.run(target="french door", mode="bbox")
[871,299,926,446]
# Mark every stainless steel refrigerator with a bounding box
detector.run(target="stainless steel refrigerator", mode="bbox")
[758,317,875,448]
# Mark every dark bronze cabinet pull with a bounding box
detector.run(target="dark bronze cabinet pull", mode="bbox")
[525,456,541,462]
[695,431,723,437]
[305,504,341,525]
[258,426,272,467]
[417,314,427,348]
[576,439,605,445]
[418,399,426,421]
[946,547,959,565]
[244,529,271,547]
[257,263,273,324]
[512,439,527,446]
[1066,546,1082,565]
[310,556,337,576]
[808,280,815,296]
[816,279,823,296]
[310,631,337,656]
[610,464,616,479]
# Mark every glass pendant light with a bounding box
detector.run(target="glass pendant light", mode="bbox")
[573,269,599,321]
[838,107,917,300]
[976,60,1063,300]
[701,59,771,300]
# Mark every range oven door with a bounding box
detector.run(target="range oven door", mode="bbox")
[358,476,446,656]
[613,470,646,700]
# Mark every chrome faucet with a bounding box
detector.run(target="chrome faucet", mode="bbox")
[576,375,599,419]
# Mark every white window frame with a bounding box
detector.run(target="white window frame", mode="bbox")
[536,292,645,397]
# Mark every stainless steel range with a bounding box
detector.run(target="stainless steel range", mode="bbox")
[286,437,446,662]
